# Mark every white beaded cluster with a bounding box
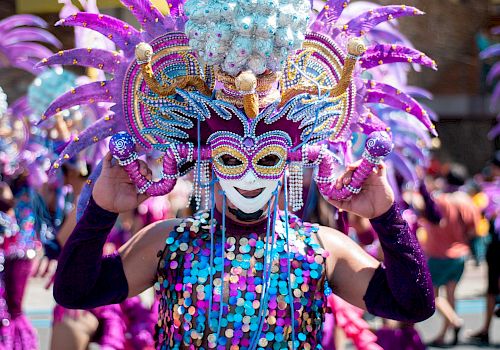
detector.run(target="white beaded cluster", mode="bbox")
[288,161,304,211]
[362,150,382,165]
[138,181,153,194]
[183,0,311,76]
[0,87,7,117]
[201,160,211,211]
[118,152,139,166]
[189,159,211,211]
[345,183,361,195]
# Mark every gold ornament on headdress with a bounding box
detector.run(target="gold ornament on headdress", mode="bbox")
[135,42,212,97]
[279,37,366,108]
[235,71,258,119]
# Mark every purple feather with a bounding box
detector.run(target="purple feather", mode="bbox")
[492,26,500,35]
[490,83,500,110]
[167,0,187,17]
[120,0,165,38]
[369,27,413,48]
[10,58,44,74]
[3,28,62,48]
[361,44,437,70]
[399,138,426,162]
[480,43,500,60]
[366,81,436,134]
[76,160,102,221]
[52,116,117,171]
[421,103,438,122]
[0,15,47,32]
[56,13,141,54]
[404,86,433,100]
[392,125,431,149]
[315,0,352,25]
[387,152,417,183]
[488,122,500,139]
[36,48,124,74]
[358,112,388,134]
[6,42,54,60]
[344,5,424,37]
[39,81,115,121]
[487,61,500,85]
[9,96,30,119]
[386,164,402,202]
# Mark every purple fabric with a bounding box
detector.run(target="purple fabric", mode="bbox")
[419,183,442,224]
[375,327,425,350]
[9,315,38,350]
[120,297,156,349]
[4,258,32,318]
[92,305,126,350]
[53,197,128,309]
[364,204,435,322]
[3,259,37,350]
[357,227,377,246]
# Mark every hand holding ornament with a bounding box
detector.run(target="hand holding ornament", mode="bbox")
[92,152,151,213]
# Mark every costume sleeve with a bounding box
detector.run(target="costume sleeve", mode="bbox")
[53,196,128,309]
[419,182,442,224]
[363,204,435,322]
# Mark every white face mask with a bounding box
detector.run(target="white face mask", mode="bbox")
[218,170,280,214]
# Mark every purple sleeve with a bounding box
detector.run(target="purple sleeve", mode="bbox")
[364,204,435,322]
[419,183,442,224]
[53,197,129,309]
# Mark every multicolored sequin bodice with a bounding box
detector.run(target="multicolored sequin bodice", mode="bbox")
[155,212,329,350]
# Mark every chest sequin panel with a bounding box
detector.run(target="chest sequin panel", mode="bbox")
[155,212,329,350]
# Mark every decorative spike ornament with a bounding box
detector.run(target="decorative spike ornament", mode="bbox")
[235,71,259,119]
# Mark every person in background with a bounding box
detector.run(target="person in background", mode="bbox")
[420,167,480,347]
[469,151,500,344]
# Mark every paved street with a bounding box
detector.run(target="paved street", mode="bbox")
[25,260,498,349]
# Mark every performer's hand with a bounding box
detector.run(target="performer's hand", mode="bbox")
[93,152,151,213]
[31,256,58,289]
[327,161,394,219]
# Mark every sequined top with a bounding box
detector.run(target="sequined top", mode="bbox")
[155,211,329,350]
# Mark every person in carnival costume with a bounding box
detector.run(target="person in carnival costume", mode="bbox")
[0,13,64,349]
[22,2,160,349]
[43,0,438,348]
[468,28,500,342]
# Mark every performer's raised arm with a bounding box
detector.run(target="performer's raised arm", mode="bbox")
[317,163,435,322]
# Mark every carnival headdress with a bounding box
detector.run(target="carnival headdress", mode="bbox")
[0,14,62,182]
[38,0,436,213]
[37,2,439,348]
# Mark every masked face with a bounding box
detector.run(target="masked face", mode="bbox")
[210,134,288,214]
